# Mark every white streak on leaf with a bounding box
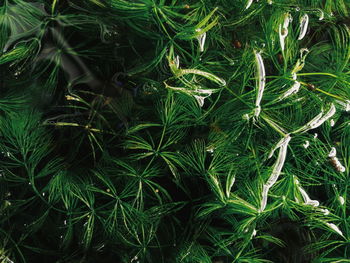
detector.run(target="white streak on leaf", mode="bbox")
[179,68,226,86]
[260,184,270,212]
[268,134,291,159]
[335,99,350,112]
[260,134,291,212]
[226,172,235,198]
[278,81,300,100]
[252,229,257,237]
[298,185,319,207]
[294,104,336,133]
[246,0,253,9]
[339,196,345,205]
[254,105,261,118]
[298,14,309,40]
[266,135,291,188]
[329,147,337,158]
[318,9,324,20]
[193,95,205,107]
[326,223,343,236]
[196,30,207,52]
[317,104,336,125]
[165,84,216,108]
[175,55,179,69]
[320,208,330,215]
[279,13,291,51]
[254,51,265,118]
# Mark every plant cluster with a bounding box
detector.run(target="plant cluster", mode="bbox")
[1,0,350,262]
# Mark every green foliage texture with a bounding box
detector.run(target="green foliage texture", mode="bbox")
[1,0,350,262]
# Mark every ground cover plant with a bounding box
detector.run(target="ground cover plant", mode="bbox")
[1,0,350,262]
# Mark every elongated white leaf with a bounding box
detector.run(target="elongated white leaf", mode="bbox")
[298,14,309,40]
[179,69,226,86]
[326,223,343,236]
[293,104,336,133]
[260,134,291,212]
[298,185,319,207]
[266,135,291,187]
[278,81,300,101]
[254,51,265,118]
[196,28,207,52]
[279,13,292,51]
[246,0,253,9]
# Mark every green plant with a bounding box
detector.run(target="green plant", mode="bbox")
[1,0,350,262]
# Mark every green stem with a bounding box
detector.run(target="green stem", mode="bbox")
[297,72,338,78]
[52,0,58,15]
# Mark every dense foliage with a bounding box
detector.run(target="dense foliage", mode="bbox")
[1,0,350,262]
